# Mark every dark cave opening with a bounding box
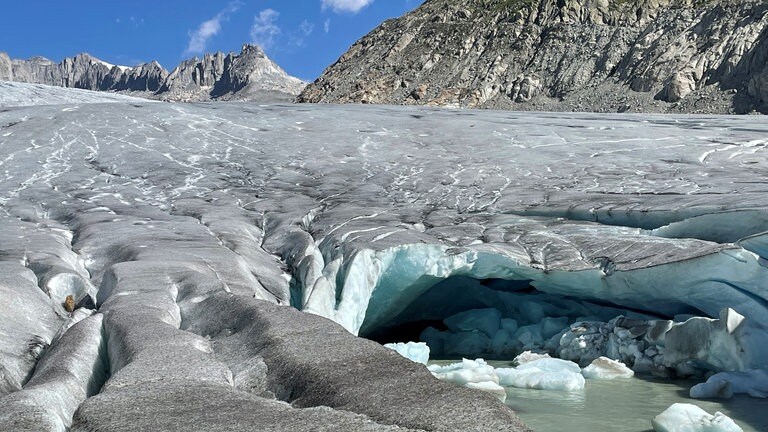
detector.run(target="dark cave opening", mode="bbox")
[365,275,693,361]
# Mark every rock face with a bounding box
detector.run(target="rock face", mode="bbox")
[2,44,305,102]
[8,53,158,92]
[159,44,306,102]
[0,52,12,81]
[298,0,768,114]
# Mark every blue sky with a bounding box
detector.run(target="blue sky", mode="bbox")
[0,0,423,81]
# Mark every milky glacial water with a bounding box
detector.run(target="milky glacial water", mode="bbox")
[505,377,768,432]
[431,360,768,432]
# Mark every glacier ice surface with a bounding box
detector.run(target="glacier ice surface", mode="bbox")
[2,98,768,430]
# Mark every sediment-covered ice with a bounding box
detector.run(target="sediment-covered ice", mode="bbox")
[514,351,551,365]
[383,342,430,365]
[0,314,106,431]
[651,403,743,432]
[581,357,634,379]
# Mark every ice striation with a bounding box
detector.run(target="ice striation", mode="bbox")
[0,86,768,429]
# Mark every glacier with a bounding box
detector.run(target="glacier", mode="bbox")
[1,87,768,429]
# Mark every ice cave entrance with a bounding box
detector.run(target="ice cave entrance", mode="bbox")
[365,275,697,369]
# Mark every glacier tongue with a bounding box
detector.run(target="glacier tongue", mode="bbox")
[1,98,768,429]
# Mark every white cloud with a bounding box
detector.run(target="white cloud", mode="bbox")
[185,2,242,55]
[250,9,281,51]
[324,18,331,33]
[321,0,375,14]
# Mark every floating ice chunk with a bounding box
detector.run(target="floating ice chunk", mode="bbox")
[651,403,743,432]
[690,379,734,400]
[384,342,430,365]
[513,350,551,365]
[582,357,634,379]
[465,381,507,403]
[497,358,585,391]
[428,358,499,386]
[443,308,501,337]
[428,359,506,401]
[690,369,768,399]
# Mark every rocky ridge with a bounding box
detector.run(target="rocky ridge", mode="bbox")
[0,44,305,102]
[298,0,768,114]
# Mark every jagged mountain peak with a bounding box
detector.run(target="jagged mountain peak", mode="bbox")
[1,44,305,102]
[159,44,305,101]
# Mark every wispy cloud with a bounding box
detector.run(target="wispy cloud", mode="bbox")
[300,20,315,37]
[321,0,375,14]
[250,9,281,51]
[289,20,316,48]
[185,1,242,55]
[324,18,331,33]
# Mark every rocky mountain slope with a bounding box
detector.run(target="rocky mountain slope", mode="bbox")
[0,44,305,102]
[298,0,768,114]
